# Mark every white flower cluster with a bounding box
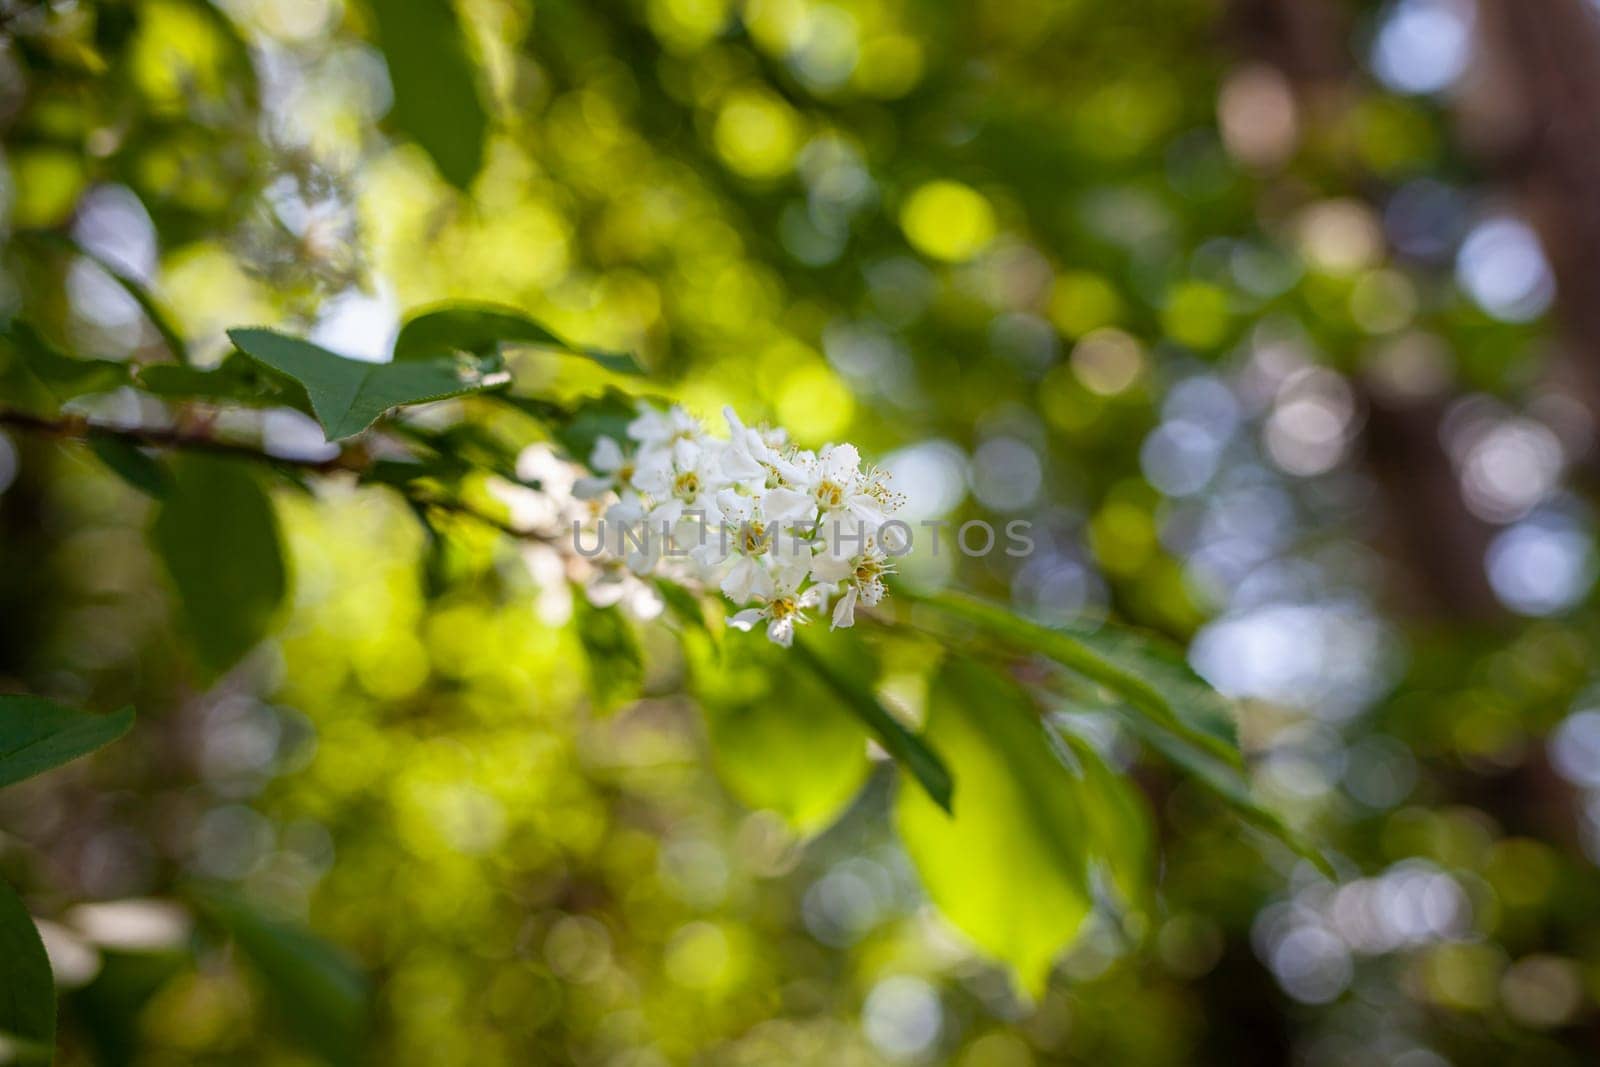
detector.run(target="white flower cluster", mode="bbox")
[572,403,906,646]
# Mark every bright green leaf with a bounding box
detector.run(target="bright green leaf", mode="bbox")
[0,695,134,791]
[690,633,870,834]
[793,631,953,813]
[393,303,642,375]
[0,878,54,1062]
[895,657,1092,996]
[228,327,510,440]
[194,889,368,1067]
[369,0,488,190]
[151,456,287,676]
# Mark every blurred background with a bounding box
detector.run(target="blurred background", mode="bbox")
[5,0,1600,1063]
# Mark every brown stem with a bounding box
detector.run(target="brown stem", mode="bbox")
[0,407,561,547]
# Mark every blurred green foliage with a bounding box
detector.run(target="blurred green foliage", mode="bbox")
[4,0,1600,1064]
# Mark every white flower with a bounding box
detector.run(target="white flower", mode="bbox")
[573,436,634,500]
[572,400,909,648]
[722,406,804,489]
[603,493,658,574]
[784,443,898,531]
[627,404,703,458]
[728,563,823,647]
[811,520,893,629]
[632,437,727,529]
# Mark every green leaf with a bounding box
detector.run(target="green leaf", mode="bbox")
[35,232,189,364]
[68,951,189,1067]
[916,590,1241,766]
[228,327,510,440]
[895,657,1093,996]
[193,889,368,1067]
[1052,726,1154,920]
[792,631,953,813]
[915,590,1329,873]
[151,455,287,676]
[1114,710,1334,877]
[136,353,305,410]
[393,303,642,375]
[1061,623,1238,751]
[88,437,171,499]
[654,579,712,639]
[0,695,134,791]
[689,633,870,834]
[572,594,644,713]
[0,877,55,1062]
[369,0,488,190]
[497,388,644,463]
[0,319,130,410]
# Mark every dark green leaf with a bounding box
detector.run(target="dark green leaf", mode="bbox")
[654,579,712,639]
[916,590,1241,766]
[88,437,171,499]
[68,950,189,1067]
[1115,710,1334,877]
[1061,622,1239,751]
[368,0,488,190]
[228,327,510,440]
[136,352,305,410]
[572,594,644,713]
[895,657,1093,996]
[35,232,189,364]
[151,455,287,676]
[792,631,953,813]
[0,319,130,410]
[193,889,368,1067]
[1052,725,1154,920]
[0,695,134,790]
[0,877,54,1061]
[393,303,642,374]
[497,388,644,463]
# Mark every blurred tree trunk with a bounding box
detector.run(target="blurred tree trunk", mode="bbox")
[1223,0,1504,620]
[1468,0,1600,408]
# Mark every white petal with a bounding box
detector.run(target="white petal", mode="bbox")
[573,476,613,500]
[810,552,853,584]
[626,408,667,443]
[729,608,765,631]
[671,437,701,471]
[766,617,795,647]
[763,487,815,524]
[831,586,858,629]
[714,489,751,523]
[650,499,684,528]
[771,559,811,596]
[823,443,860,483]
[846,496,888,530]
[722,447,764,483]
[589,436,624,473]
[720,557,773,604]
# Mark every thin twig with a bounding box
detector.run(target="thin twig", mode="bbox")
[0,407,561,546]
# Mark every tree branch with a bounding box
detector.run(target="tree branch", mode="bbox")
[0,407,561,547]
